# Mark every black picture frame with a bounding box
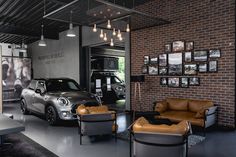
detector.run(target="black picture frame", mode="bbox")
[209,49,221,58]
[164,44,172,52]
[184,52,192,62]
[193,50,208,62]
[199,63,208,73]
[142,65,148,74]
[168,77,180,87]
[189,77,200,86]
[159,54,168,67]
[144,56,150,65]
[185,41,194,51]
[148,65,158,75]
[208,60,218,72]
[160,77,168,86]
[168,53,183,75]
[181,77,189,88]
[172,41,185,52]
[184,64,198,75]
[150,57,158,64]
[159,67,168,75]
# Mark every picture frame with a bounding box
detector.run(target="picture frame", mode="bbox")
[185,41,194,51]
[144,56,150,65]
[208,60,218,72]
[164,44,172,52]
[159,54,167,67]
[193,50,208,62]
[181,77,189,88]
[209,49,221,58]
[184,52,192,62]
[148,65,158,75]
[150,57,158,64]
[189,77,200,86]
[168,77,180,87]
[168,53,183,75]
[160,77,168,86]
[142,65,148,74]
[184,64,198,75]
[172,41,185,52]
[199,63,208,73]
[159,67,168,75]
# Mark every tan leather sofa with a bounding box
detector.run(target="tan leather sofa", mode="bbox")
[76,105,117,144]
[154,98,217,129]
[131,117,191,157]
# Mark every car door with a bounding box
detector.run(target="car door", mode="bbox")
[23,80,37,111]
[32,81,47,114]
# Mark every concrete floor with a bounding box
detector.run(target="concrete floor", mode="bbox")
[3,102,236,157]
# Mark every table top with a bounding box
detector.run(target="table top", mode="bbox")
[0,114,25,136]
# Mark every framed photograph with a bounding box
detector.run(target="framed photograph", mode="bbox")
[189,77,200,86]
[208,60,218,72]
[165,44,172,52]
[150,57,158,64]
[160,77,168,86]
[142,65,148,74]
[209,49,221,58]
[144,56,149,65]
[172,41,185,52]
[199,63,208,73]
[185,41,194,51]
[184,64,198,75]
[168,53,183,75]
[159,54,167,66]
[159,67,168,75]
[184,52,192,62]
[181,77,189,88]
[168,77,180,87]
[148,65,158,75]
[193,50,208,62]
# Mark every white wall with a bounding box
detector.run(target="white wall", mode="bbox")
[28,27,80,83]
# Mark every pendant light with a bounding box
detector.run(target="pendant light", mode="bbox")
[119,36,123,41]
[67,10,76,37]
[103,33,107,41]
[93,24,97,32]
[126,24,130,32]
[38,24,46,47]
[117,29,121,38]
[110,38,114,46]
[107,20,111,29]
[100,29,104,38]
[112,28,116,36]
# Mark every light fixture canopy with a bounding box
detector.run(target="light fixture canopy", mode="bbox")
[93,24,97,32]
[107,20,111,29]
[100,29,104,38]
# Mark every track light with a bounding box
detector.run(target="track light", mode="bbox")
[107,20,111,29]
[67,11,76,37]
[112,28,116,36]
[100,29,104,38]
[126,24,130,32]
[103,33,107,41]
[38,25,46,47]
[93,24,97,32]
[110,38,114,46]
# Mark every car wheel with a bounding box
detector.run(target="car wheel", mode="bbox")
[46,106,58,126]
[21,99,29,115]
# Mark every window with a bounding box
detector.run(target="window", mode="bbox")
[28,80,37,90]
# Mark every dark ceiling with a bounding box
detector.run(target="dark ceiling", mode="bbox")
[0,0,154,44]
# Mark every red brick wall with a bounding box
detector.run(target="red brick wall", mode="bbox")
[131,0,235,127]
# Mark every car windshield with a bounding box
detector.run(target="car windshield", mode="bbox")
[46,79,81,92]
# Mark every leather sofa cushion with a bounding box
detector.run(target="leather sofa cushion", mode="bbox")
[166,98,188,111]
[76,105,89,115]
[133,117,189,135]
[189,100,213,112]
[76,105,109,114]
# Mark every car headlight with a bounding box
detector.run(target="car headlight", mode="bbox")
[57,97,69,106]
[115,86,123,91]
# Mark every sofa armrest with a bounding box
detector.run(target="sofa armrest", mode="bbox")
[205,106,217,116]
[153,101,168,113]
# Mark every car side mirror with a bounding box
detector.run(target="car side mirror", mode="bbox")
[35,89,41,94]
[35,88,46,95]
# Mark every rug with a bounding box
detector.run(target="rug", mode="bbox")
[117,131,205,148]
[0,133,58,157]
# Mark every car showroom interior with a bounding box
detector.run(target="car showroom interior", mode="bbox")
[0,0,235,157]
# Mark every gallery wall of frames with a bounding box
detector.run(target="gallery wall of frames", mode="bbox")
[141,41,221,88]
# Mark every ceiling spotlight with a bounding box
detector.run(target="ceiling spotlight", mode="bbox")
[93,24,97,32]
[100,29,104,38]
[100,11,103,14]
[126,24,130,32]
[67,11,76,37]
[117,12,121,15]
[107,8,111,12]
[117,29,121,38]
[103,33,107,41]
[38,25,46,47]
[112,28,116,36]
[110,38,114,46]
[107,20,111,29]
[119,36,123,41]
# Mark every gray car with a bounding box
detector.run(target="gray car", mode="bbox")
[20,78,99,125]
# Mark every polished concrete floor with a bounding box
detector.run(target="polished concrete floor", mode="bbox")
[3,102,236,157]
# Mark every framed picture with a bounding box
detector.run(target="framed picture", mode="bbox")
[168,77,180,87]
[159,67,168,75]
[189,77,200,86]
[159,54,167,66]
[165,44,172,52]
[199,63,208,73]
[184,64,198,75]
[144,56,149,65]
[193,50,208,62]
[209,49,221,58]
[184,52,192,62]
[148,65,158,75]
[208,60,218,72]
[172,41,185,52]
[185,41,194,51]
[181,77,189,88]
[160,77,168,86]
[150,57,158,64]
[168,53,183,75]
[142,65,148,74]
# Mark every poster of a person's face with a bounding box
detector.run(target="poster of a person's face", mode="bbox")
[172,41,185,52]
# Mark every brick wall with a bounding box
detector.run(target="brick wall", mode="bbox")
[131,0,235,127]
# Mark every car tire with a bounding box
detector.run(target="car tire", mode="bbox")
[46,106,58,126]
[21,99,30,115]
